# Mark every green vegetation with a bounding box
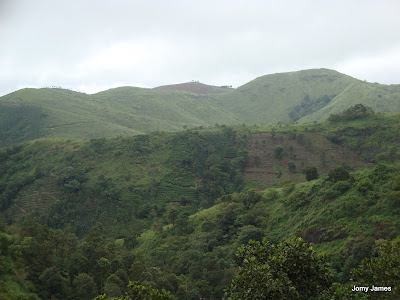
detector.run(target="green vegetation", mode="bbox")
[224,237,330,299]
[328,104,375,123]
[2,69,400,147]
[2,156,400,298]
[0,86,238,147]
[2,76,400,298]
[303,166,319,181]
[96,281,171,299]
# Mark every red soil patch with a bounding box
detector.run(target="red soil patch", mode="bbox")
[154,82,233,96]
[244,131,373,188]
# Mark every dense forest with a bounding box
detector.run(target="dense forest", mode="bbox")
[1,105,400,299]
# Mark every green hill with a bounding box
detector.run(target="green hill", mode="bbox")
[0,86,239,147]
[154,82,233,95]
[211,68,400,125]
[1,69,400,148]
[299,80,400,123]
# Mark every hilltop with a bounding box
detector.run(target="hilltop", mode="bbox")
[0,87,238,147]
[210,68,400,124]
[1,68,400,148]
[154,82,233,95]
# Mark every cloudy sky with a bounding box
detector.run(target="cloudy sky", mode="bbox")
[1,0,400,96]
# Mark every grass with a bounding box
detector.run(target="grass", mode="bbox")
[0,86,238,147]
[2,69,400,147]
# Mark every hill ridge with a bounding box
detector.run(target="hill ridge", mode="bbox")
[1,68,400,147]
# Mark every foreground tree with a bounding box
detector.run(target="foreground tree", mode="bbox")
[224,237,331,299]
[95,281,171,299]
[352,238,400,299]
[74,273,97,300]
[321,238,400,299]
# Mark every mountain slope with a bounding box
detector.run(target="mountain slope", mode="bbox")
[298,80,400,123]
[1,68,400,147]
[210,68,400,125]
[2,118,400,298]
[0,86,239,147]
[209,68,356,125]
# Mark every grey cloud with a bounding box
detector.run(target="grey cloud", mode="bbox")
[1,0,399,96]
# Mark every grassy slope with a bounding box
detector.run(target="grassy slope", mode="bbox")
[211,68,400,125]
[210,68,356,124]
[299,81,400,123]
[2,69,400,148]
[0,86,239,147]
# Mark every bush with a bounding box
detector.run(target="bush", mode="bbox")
[388,191,400,208]
[288,162,296,173]
[303,166,319,181]
[274,147,284,160]
[240,189,262,209]
[282,182,296,196]
[328,104,375,123]
[392,174,400,191]
[357,178,373,194]
[236,226,264,246]
[287,190,309,208]
[264,188,278,201]
[332,181,351,194]
[370,163,391,182]
[327,167,351,183]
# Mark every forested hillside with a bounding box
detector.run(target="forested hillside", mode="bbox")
[1,110,400,299]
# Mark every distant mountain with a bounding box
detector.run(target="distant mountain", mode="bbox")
[155,82,233,95]
[210,68,400,124]
[0,86,239,147]
[1,68,400,147]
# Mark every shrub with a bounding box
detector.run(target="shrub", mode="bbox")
[288,190,309,208]
[327,167,351,183]
[274,147,284,160]
[264,188,278,201]
[392,174,400,191]
[328,104,375,123]
[388,191,400,208]
[288,162,296,173]
[282,182,296,196]
[370,163,391,182]
[357,178,373,194]
[332,181,351,194]
[303,166,319,181]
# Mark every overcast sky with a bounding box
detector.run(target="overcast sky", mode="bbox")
[1,0,400,96]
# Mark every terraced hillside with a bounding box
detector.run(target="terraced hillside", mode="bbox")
[2,114,400,299]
